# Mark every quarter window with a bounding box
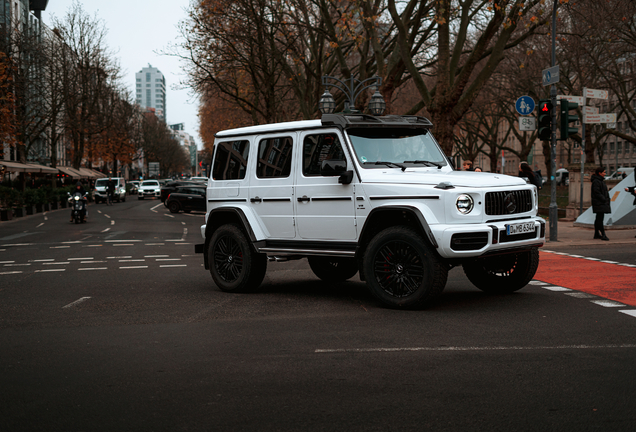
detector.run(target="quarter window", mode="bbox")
[257,137,293,178]
[303,133,345,176]
[212,140,250,180]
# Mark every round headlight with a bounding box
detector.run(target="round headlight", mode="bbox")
[456,194,474,214]
[74,196,80,201]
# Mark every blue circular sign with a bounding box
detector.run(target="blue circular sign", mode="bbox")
[515,96,535,115]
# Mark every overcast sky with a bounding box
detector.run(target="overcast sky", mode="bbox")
[42,0,201,147]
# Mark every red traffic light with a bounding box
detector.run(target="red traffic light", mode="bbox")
[539,101,552,112]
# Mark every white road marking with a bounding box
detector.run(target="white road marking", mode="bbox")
[35,269,65,273]
[156,258,181,261]
[105,240,141,243]
[68,257,93,260]
[165,214,175,218]
[564,292,596,299]
[97,210,102,214]
[0,271,22,275]
[80,261,106,264]
[0,261,15,264]
[618,263,636,268]
[181,222,186,225]
[113,244,135,246]
[619,310,636,318]
[78,267,107,271]
[529,281,548,285]
[62,241,83,244]
[110,220,115,225]
[541,286,571,292]
[151,203,163,211]
[107,256,131,259]
[119,259,145,262]
[175,243,191,245]
[30,259,54,262]
[84,244,103,247]
[160,264,187,268]
[36,223,45,228]
[50,246,70,249]
[315,344,636,354]
[63,297,91,308]
[119,266,148,269]
[104,214,111,219]
[145,255,169,258]
[600,260,618,264]
[590,300,626,308]
[4,263,31,267]
[2,243,35,246]
[145,243,164,246]
[42,262,70,265]
[583,257,601,261]
[101,228,111,233]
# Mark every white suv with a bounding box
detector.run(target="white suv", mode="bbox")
[138,180,161,199]
[195,114,545,309]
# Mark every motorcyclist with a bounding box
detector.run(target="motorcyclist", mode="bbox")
[69,182,88,222]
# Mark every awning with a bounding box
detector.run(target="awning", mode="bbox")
[89,169,106,178]
[78,168,101,179]
[57,166,85,178]
[0,160,57,173]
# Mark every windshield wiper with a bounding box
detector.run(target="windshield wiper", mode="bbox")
[403,160,443,168]
[366,161,408,171]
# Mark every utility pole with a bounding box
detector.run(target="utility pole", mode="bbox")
[549,0,559,241]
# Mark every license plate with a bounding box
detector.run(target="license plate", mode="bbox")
[506,222,535,236]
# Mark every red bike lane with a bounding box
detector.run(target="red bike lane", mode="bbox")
[534,251,636,307]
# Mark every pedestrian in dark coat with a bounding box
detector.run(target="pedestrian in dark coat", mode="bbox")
[519,162,542,189]
[591,167,610,241]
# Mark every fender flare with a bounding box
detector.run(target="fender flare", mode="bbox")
[359,205,438,248]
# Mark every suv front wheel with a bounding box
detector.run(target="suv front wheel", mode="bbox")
[208,224,267,293]
[363,226,448,309]
[462,248,539,294]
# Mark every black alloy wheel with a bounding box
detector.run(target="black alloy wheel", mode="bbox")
[168,201,181,213]
[363,226,447,309]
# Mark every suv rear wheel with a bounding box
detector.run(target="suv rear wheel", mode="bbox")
[168,201,181,213]
[363,226,447,309]
[208,224,267,293]
[462,248,539,294]
[308,256,358,282]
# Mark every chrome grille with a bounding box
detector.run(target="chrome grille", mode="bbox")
[485,190,533,215]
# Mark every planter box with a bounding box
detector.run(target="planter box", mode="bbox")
[0,209,13,221]
[13,207,26,218]
[26,205,36,215]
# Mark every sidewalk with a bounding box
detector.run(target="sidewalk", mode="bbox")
[546,220,636,248]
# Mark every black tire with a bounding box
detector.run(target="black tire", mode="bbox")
[363,226,448,309]
[462,248,539,294]
[308,256,358,282]
[168,201,180,213]
[208,224,267,293]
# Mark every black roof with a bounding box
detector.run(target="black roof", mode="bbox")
[321,114,433,129]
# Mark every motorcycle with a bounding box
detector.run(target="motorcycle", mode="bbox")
[68,191,87,224]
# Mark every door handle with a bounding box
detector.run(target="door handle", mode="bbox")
[250,196,262,203]
[297,195,310,203]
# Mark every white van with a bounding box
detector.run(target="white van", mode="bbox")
[94,177,126,203]
[605,167,634,181]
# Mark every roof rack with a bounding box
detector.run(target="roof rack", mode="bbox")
[321,113,433,128]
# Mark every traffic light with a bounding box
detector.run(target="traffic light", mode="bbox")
[559,100,579,140]
[537,99,553,141]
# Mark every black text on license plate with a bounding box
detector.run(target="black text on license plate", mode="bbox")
[506,222,535,236]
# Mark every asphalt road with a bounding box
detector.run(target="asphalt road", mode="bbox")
[1,198,635,431]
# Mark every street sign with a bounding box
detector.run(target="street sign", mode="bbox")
[584,88,609,100]
[607,123,616,129]
[558,95,585,105]
[583,113,616,124]
[583,106,598,116]
[515,96,535,115]
[542,65,559,86]
[519,116,536,131]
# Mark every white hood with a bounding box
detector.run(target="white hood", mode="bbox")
[358,168,527,188]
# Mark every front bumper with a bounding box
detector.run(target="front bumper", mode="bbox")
[432,217,545,259]
[139,189,161,198]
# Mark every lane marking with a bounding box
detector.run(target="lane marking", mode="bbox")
[564,292,596,299]
[151,203,163,211]
[165,214,175,218]
[78,267,107,271]
[0,261,15,264]
[4,263,31,267]
[111,220,115,225]
[84,244,102,247]
[145,243,164,246]
[50,246,70,249]
[540,286,571,292]
[62,241,83,244]
[175,243,191,245]
[145,255,169,258]
[63,297,91,308]
[119,266,148,269]
[35,269,65,273]
[1,243,35,246]
[42,262,70,265]
[0,271,22,275]
[619,310,636,318]
[315,344,636,354]
[105,240,141,243]
[107,256,132,259]
[160,264,187,268]
[590,300,626,308]
[119,259,145,262]
[80,260,106,264]
[156,258,181,261]
[30,259,54,262]
[113,244,135,246]
[36,223,44,228]
[68,257,93,261]
[104,214,111,219]
[101,228,111,233]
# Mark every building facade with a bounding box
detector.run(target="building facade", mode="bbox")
[135,64,166,121]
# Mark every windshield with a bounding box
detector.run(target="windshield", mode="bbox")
[347,128,447,168]
[95,179,108,187]
[141,181,159,186]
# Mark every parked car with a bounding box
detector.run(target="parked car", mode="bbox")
[195,113,545,309]
[165,185,207,213]
[189,176,208,183]
[160,180,201,202]
[555,168,569,186]
[94,177,126,203]
[138,180,161,200]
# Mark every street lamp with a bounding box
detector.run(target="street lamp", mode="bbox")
[319,75,385,115]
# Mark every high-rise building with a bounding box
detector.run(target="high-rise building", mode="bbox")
[135,64,166,121]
